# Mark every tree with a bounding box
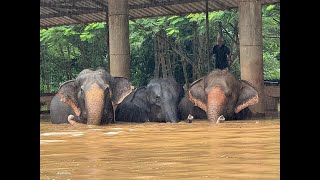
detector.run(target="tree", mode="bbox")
[40,4,280,92]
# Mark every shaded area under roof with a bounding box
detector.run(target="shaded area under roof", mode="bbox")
[40,0,280,28]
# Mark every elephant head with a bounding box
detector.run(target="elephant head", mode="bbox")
[56,68,134,125]
[110,77,135,110]
[146,78,181,123]
[115,77,182,123]
[188,69,259,123]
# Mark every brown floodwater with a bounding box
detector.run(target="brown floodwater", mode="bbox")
[40,119,280,180]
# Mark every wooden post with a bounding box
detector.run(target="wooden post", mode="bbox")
[108,0,130,79]
[239,0,265,117]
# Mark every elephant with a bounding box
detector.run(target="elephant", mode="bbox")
[179,69,258,123]
[115,77,183,123]
[50,68,134,125]
[179,95,252,120]
[178,95,207,120]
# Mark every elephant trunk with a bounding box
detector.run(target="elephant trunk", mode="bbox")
[85,84,105,125]
[163,101,178,123]
[207,87,226,123]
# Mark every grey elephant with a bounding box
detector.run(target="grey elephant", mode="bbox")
[50,68,134,125]
[115,77,183,123]
[178,95,207,120]
[179,69,258,123]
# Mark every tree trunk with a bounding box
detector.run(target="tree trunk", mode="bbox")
[66,45,73,79]
[198,34,206,76]
[192,23,199,80]
[161,41,167,78]
[166,38,172,77]
[154,34,159,78]
[79,43,90,68]
[58,43,71,80]
[218,21,223,37]
[233,20,240,66]
[180,45,189,90]
[171,45,176,77]
[41,46,50,92]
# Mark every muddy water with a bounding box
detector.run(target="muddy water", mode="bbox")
[40,119,280,180]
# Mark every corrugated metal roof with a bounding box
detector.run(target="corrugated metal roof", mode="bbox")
[40,0,280,28]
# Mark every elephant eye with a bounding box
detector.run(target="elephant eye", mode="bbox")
[225,91,232,97]
[104,87,110,94]
[80,86,84,95]
[156,96,160,102]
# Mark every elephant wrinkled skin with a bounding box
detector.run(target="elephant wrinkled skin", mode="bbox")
[179,69,258,123]
[50,68,134,125]
[115,78,183,123]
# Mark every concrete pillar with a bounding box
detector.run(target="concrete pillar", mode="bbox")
[108,0,130,79]
[239,0,265,117]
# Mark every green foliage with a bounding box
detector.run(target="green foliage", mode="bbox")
[263,52,280,80]
[262,4,280,80]
[40,4,280,92]
[130,35,155,87]
[40,23,108,93]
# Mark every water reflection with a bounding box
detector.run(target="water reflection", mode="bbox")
[40,119,280,180]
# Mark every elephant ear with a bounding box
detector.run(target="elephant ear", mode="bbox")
[57,80,81,116]
[115,87,150,122]
[234,80,259,113]
[130,87,150,113]
[188,78,208,112]
[110,77,134,105]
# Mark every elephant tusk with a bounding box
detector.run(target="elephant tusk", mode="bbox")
[111,102,117,123]
[187,114,193,123]
[67,115,85,126]
[67,115,76,126]
[216,115,225,124]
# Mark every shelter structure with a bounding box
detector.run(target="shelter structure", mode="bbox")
[40,0,280,117]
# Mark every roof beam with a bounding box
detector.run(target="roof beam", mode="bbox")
[89,0,107,10]
[40,9,104,19]
[40,0,87,7]
[40,0,87,3]
[40,2,104,12]
[129,0,204,9]
[213,0,229,10]
[49,6,86,24]
[161,6,176,14]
